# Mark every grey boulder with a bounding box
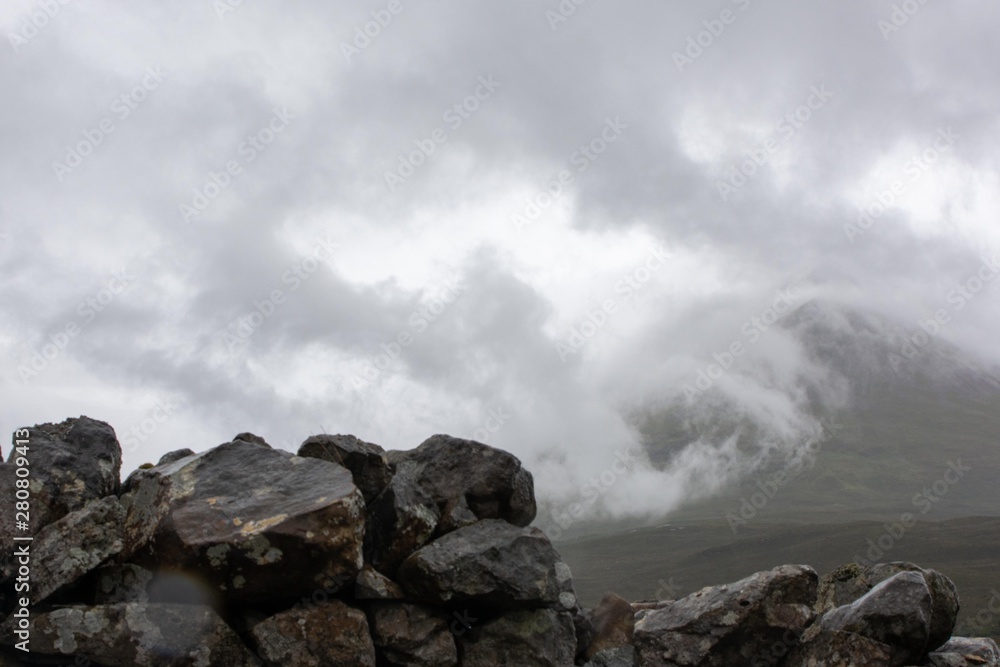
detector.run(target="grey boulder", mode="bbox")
[868,562,960,652]
[250,600,376,667]
[389,434,536,528]
[459,608,577,667]
[584,646,636,667]
[121,438,364,606]
[584,592,634,660]
[633,564,817,667]
[93,563,154,604]
[786,627,895,666]
[369,602,458,667]
[926,636,1000,667]
[365,433,540,576]
[31,495,125,604]
[0,603,258,666]
[298,433,393,503]
[819,570,933,665]
[354,564,405,600]
[0,417,121,541]
[397,519,576,611]
[364,472,440,576]
[816,561,959,652]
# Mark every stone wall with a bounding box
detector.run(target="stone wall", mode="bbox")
[0,416,996,666]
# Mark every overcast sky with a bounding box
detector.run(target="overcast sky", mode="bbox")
[2,1,998,522]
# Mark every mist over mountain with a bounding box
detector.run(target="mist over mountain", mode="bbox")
[3,4,1000,555]
[555,299,1000,642]
[538,297,1000,535]
[3,1,1000,663]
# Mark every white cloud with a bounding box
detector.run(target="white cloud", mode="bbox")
[1,1,999,521]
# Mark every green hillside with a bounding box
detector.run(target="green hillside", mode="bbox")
[635,302,1000,522]
[559,517,1000,642]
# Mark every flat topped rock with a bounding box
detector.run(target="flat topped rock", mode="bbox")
[122,438,364,606]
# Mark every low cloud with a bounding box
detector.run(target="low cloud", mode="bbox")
[1,1,999,524]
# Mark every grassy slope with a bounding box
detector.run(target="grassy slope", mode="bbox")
[637,369,1000,525]
[559,517,1000,641]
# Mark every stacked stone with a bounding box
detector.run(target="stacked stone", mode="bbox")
[0,416,996,666]
[0,417,579,666]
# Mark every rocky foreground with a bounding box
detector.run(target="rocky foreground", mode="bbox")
[0,417,997,666]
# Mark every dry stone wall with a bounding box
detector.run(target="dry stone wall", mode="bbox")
[0,416,996,666]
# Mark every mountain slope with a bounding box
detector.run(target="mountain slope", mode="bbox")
[633,300,1000,523]
[557,300,1000,642]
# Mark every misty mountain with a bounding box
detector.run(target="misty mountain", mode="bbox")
[632,299,1000,523]
[557,300,1000,642]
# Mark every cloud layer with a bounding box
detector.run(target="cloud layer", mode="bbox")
[2,1,998,523]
